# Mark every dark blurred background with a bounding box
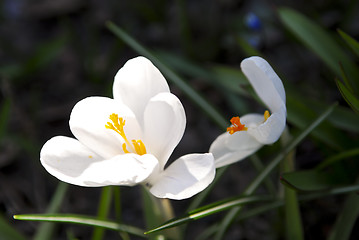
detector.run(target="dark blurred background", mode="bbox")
[1,0,359,239]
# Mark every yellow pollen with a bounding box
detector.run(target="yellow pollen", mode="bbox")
[226,116,247,134]
[264,110,270,121]
[105,113,147,155]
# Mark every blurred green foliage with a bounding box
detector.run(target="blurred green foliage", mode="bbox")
[2,1,359,240]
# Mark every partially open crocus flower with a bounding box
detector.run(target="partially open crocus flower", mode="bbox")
[210,56,286,168]
[40,56,215,200]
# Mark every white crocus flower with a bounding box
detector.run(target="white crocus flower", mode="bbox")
[40,56,215,200]
[210,56,286,168]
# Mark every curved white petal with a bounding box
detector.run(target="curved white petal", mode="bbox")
[40,136,104,186]
[247,107,286,144]
[149,153,215,200]
[240,113,265,128]
[41,136,159,187]
[143,92,186,169]
[241,56,286,112]
[210,131,262,168]
[70,96,142,159]
[113,56,170,125]
[81,154,160,186]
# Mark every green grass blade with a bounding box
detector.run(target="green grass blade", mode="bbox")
[237,184,359,224]
[187,167,228,212]
[142,187,165,240]
[280,130,304,240]
[287,94,347,149]
[336,79,359,114]
[92,186,113,240]
[34,182,68,240]
[238,184,359,222]
[142,187,180,240]
[278,7,359,93]
[338,29,359,58]
[149,181,359,238]
[112,187,130,240]
[280,169,352,192]
[284,187,303,239]
[106,21,227,127]
[249,155,277,195]
[214,102,337,240]
[317,148,359,169]
[286,82,359,133]
[328,181,359,240]
[145,195,271,234]
[13,214,145,238]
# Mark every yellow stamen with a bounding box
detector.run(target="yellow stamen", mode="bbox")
[132,140,147,155]
[264,110,270,121]
[105,113,147,155]
[122,143,130,153]
[226,116,247,134]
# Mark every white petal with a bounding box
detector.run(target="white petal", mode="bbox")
[247,107,286,144]
[241,56,286,112]
[143,92,186,169]
[69,96,142,159]
[240,113,265,128]
[113,56,170,125]
[40,136,104,186]
[41,136,159,187]
[149,153,215,200]
[80,154,160,186]
[209,131,262,168]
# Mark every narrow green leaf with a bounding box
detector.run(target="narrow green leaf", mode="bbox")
[301,97,359,133]
[242,184,359,222]
[145,195,271,234]
[249,155,276,195]
[106,21,227,127]
[278,7,359,93]
[34,182,68,240]
[338,61,353,93]
[280,130,304,240]
[157,183,359,239]
[336,79,359,114]
[186,167,228,212]
[155,51,251,113]
[317,148,359,169]
[328,179,359,240]
[338,29,359,58]
[113,187,121,221]
[0,215,26,240]
[13,214,145,238]
[248,103,337,195]
[142,188,180,240]
[285,82,359,133]
[280,169,351,192]
[112,187,131,240]
[287,95,347,149]
[92,186,112,240]
[155,50,214,81]
[142,188,164,239]
[214,103,337,240]
[211,65,249,95]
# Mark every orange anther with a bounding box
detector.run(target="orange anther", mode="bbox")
[226,117,247,134]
